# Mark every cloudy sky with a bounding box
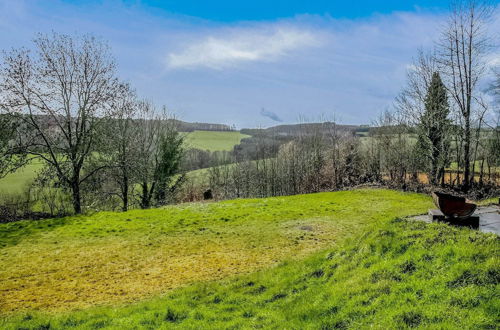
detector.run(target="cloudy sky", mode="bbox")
[0,0,498,127]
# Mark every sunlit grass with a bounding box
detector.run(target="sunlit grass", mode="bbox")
[0,189,431,315]
[184,130,250,151]
[477,196,500,206]
[1,194,498,329]
[0,158,44,196]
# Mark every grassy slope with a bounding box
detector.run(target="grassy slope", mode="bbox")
[1,196,498,329]
[184,130,250,152]
[0,190,431,314]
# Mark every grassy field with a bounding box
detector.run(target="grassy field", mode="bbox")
[184,130,250,152]
[0,190,498,329]
[0,190,431,313]
[0,158,44,196]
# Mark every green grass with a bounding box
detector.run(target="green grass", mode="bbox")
[478,197,500,206]
[0,189,431,316]
[1,191,498,329]
[184,130,250,152]
[0,158,44,196]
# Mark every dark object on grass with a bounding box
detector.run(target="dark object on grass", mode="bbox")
[428,209,479,228]
[203,189,213,200]
[431,192,477,219]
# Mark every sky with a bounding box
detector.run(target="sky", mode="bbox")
[0,0,499,128]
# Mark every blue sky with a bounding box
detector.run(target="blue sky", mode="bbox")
[114,0,453,21]
[1,0,499,127]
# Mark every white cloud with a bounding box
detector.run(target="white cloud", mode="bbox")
[486,54,500,68]
[167,27,321,70]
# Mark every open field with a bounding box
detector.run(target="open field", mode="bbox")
[0,189,432,315]
[184,130,250,152]
[0,159,44,196]
[1,190,498,329]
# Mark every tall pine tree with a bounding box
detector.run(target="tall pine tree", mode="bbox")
[417,72,451,185]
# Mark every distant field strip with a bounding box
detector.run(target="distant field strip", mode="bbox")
[0,189,431,313]
[184,130,250,151]
[0,159,44,196]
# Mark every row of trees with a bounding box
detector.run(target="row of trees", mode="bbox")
[199,111,498,203]
[0,33,184,215]
[203,129,364,200]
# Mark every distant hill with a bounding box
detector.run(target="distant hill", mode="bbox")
[0,114,235,133]
[241,122,365,137]
[173,120,234,132]
[4,114,371,135]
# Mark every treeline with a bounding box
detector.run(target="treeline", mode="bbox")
[175,120,234,132]
[240,122,358,137]
[204,128,364,200]
[195,120,498,202]
[0,33,184,218]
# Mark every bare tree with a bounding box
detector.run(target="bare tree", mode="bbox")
[437,0,492,190]
[484,69,500,183]
[105,84,138,211]
[0,33,119,213]
[371,110,414,186]
[135,101,161,209]
[396,49,439,125]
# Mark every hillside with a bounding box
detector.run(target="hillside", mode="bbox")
[0,190,429,310]
[241,122,362,137]
[1,190,498,329]
[184,130,250,152]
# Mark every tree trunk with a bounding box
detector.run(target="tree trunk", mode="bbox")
[140,182,150,209]
[71,180,82,214]
[430,164,438,186]
[463,119,471,191]
[122,173,128,212]
[479,158,485,186]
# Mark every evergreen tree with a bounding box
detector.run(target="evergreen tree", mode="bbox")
[152,128,185,205]
[417,72,451,185]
